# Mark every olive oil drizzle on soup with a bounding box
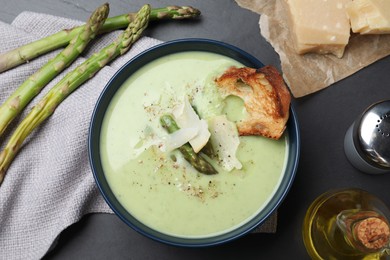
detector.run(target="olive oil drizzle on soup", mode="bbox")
[100,51,288,238]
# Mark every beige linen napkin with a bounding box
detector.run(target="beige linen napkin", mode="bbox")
[0,11,277,260]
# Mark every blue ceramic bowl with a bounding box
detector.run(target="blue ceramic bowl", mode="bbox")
[88,38,300,247]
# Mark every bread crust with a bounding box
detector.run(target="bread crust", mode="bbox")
[215,65,291,139]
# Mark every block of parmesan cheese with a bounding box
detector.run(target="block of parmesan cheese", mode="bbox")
[284,0,351,58]
[347,0,390,34]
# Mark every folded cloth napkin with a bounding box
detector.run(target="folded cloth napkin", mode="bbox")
[0,11,277,260]
[0,11,162,259]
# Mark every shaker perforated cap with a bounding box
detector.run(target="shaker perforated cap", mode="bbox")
[353,100,390,170]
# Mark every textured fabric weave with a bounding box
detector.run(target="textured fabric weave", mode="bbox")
[0,11,276,260]
[0,11,161,259]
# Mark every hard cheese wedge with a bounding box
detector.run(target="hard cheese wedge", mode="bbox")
[347,0,390,34]
[284,0,351,58]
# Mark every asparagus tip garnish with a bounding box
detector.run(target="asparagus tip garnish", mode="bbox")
[160,114,218,175]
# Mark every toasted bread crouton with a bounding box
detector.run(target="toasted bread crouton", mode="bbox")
[215,66,291,139]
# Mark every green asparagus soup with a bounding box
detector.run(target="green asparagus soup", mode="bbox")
[100,51,288,238]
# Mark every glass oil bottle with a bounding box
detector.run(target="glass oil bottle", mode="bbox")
[302,188,390,259]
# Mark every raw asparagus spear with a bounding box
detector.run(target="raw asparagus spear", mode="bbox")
[0,3,110,137]
[160,114,218,175]
[0,6,200,73]
[0,4,150,184]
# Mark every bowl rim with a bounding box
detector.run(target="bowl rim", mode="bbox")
[88,38,300,247]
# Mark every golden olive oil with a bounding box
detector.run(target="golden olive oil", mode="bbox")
[302,188,390,260]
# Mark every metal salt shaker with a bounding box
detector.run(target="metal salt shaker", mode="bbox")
[344,100,390,174]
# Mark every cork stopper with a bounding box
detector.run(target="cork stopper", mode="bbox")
[354,217,390,250]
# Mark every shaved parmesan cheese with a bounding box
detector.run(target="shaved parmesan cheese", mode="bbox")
[132,129,162,158]
[173,97,211,153]
[161,127,198,152]
[189,119,210,153]
[208,115,242,171]
[132,126,198,156]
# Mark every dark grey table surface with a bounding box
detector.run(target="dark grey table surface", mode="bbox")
[2,0,390,259]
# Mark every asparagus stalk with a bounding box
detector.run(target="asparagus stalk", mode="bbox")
[0,3,110,137]
[0,4,151,184]
[160,114,218,175]
[0,6,200,73]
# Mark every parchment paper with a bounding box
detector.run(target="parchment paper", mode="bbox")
[235,0,390,97]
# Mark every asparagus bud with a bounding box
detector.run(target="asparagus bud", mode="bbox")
[160,114,218,175]
[0,6,200,72]
[0,3,110,138]
[0,5,151,184]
